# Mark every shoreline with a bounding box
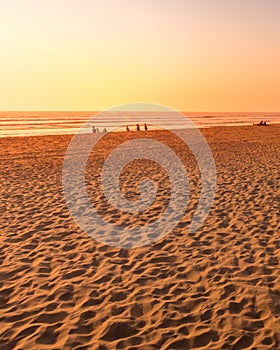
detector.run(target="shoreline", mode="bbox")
[0,122,280,141]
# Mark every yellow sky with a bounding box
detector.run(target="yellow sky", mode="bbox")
[0,0,279,111]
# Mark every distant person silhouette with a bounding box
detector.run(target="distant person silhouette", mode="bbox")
[103,128,107,133]
[144,123,148,131]
[92,126,96,133]
[136,124,140,131]
[126,126,130,132]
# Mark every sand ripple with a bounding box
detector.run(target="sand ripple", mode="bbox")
[0,126,279,349]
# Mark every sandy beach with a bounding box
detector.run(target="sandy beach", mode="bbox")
[0,125,279,349]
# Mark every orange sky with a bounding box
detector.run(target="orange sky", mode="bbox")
[0,0,279,111]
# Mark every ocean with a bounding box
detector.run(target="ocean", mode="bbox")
[0,111,279,137]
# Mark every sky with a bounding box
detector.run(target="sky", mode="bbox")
[0,0,279,111]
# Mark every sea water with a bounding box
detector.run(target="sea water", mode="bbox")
[0,111,279,138]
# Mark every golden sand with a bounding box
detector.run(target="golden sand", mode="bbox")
[0,125,279,349]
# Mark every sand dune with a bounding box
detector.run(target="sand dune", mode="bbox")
[0,125,279,349]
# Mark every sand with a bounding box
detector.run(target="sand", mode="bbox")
[0,125,279,349]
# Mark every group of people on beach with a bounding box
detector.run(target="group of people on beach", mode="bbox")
[126,123,148,132]
[92,126,107,134]
[92,121,270,132]
[92,123,149,133]
[255,121,269,126]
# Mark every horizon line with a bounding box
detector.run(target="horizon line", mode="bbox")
[0,110,279,113]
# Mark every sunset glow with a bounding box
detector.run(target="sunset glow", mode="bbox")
[0,0,279,111]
